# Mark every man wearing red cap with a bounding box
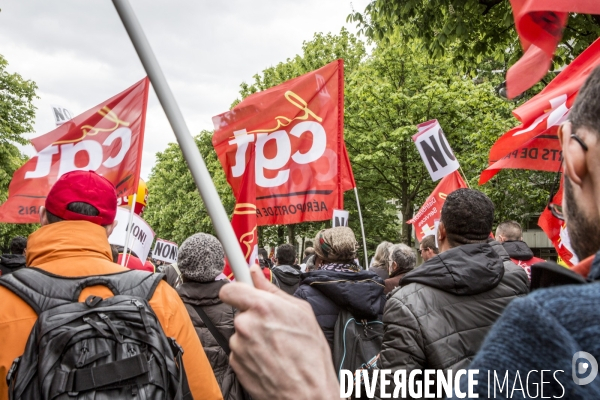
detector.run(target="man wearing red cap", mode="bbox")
[0,171,223,400]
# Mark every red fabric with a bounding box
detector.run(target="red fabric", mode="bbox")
[407,171,468,242]
[222,152,258,281]
[44,170,117,225]
[117,253,154,272]
[506,0,600,97]
[0,78,149,223]
[571,254,594,278]
[511,256,545,281]
[481,38,600,184]
[212,60,355,226]
[537,178,578,267]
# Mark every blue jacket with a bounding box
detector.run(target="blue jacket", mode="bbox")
[454,251,600,399]
[294,269,386,351]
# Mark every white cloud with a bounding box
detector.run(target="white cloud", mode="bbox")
[0,0,370,180]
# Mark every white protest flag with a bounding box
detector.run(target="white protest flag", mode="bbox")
[153,238,178,264]
[332,209,349,227]
[109,207,155,261]
[412,120,460,182]
[51,105,74,126]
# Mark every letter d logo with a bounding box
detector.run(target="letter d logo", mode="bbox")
[572,351,598,385]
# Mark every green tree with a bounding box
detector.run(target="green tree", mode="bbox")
[144,131,235,245]
[348,1,600,74]
[0,54,38,252]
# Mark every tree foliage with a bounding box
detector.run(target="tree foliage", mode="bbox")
[348,0,600,73]
[0,54,38,252]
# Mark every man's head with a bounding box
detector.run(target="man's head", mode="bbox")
[438,188,494,252]
[496,221,523,243]
[276,243,296,266]
[40,170,118,237]
[304,247,315,258]
[419,235,439,262]
[178,233,225,282]
[388,244,416,277]
[9,236,27,255]
[559,66,600,260]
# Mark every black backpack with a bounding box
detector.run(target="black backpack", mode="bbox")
[333,309,383,389]
[0,268,191,400]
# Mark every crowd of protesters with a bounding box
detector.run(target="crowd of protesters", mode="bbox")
[2,67,600,400]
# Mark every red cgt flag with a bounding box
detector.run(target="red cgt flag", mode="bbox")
[212,60,355,226]
[537,178,579,267]
[507,0,600,98]
[222,152,259,280]
[408,170,468,242]
[0,78,149,223]
[480,37,600,184]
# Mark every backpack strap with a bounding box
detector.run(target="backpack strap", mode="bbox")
[0,268,165,315]
[191,305,231,355]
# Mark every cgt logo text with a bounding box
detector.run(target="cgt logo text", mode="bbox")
[339,353,598,399]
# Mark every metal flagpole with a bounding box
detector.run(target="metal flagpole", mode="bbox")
[120,193,137,267]
[354,187,369,269]
[112,0,252,285]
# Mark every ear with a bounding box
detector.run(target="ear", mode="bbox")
[39,206,49,226]
[105,219,118,237]
[390,261,398,274]
[437,222,448,251]
[560,122,588,186]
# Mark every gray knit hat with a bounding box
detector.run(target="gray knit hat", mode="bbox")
[177,233,225,282]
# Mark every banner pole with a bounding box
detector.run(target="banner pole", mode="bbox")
[112,0,252,285]
[353,187,369,269]
[121,193,137,267]
[459,166,471,189]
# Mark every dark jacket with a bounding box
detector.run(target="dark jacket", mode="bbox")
[502,240,545,280]
[271,264,301,295]
[0,254,26,276]
[177,280,245,400]
[294,269,386,351]
[380,241,529,386]
[369,265,389,280]
[384,272,406,295]
[453,250,600,399]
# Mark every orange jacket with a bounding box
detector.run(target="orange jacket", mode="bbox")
[0,221,222,400]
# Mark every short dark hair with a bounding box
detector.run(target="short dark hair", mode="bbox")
[46,202,100,224]
[570,65,600,138]
[496,220,522,241]
[420,235,439,254]
[258,248,269,259]
[441,189,494,247]
[9,236,27,255]
[276,244,296,266]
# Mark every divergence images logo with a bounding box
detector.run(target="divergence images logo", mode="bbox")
[572,351,598,385]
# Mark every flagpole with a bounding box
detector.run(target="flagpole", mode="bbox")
[120,193,137,267]
[459,166,471,189]
[112,0,252,285]
[353,187,369,269]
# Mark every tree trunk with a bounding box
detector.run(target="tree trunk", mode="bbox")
[287,224,295,247]
[277,225,285,245]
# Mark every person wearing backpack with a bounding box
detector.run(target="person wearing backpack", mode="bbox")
[0,171,222,400]
[175,233,248,400]
[294,227,386,352]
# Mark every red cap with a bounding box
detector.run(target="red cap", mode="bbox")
[45,170,117,226]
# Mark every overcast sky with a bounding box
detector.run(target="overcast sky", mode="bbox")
[0,0,370,180]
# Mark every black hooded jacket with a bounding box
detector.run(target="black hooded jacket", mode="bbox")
[0,254,26,276]
[380,241,529,380]
[501,240,535,261]
[271,264,301,295]
[294,269,386,350]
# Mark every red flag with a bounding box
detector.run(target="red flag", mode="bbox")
[537,179,579,267]
[408,171,468,242]
[212,60,355,226]
[481,38,600,183]
[0,78,149,223]
[222,152,259,280]
[506,0,600,98]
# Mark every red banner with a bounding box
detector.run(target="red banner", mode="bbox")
[506,0,600,98]
[212,60,355,226]
[481,38,600,183]
[0,78,149,223]
[222,153,259,280]
[537,179,579,267]
[408,171,468,242]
